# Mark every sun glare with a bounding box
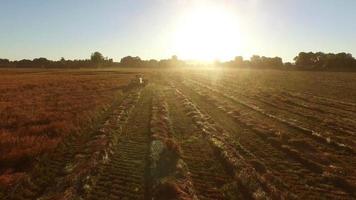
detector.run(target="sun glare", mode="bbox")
[173,4,243,62]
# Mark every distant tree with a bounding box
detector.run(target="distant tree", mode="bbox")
[223,56,244,68]
[170,55,180,66]
[0,58,10,68]
[148,59,158,64]
[294,52,316,68]
[171,55,178,61]
[250,55,261,62]
[120,56,142,67]
[1,51,355,71]
[143,59,158,68]
[247,55,283,68]
[33,57,49,63]
[33,58,50,68]
[18,59,32,64]
[233,56,244,67]
[250,55,261,67]
[294,51,356,71]
[324,52,355,70]
[0,59,10,64]
[0,58,9,63]
[284,62,294,68]
[58,57,66,67]
[269,57,283,68]
[90,52,104,67]
[234,56,243,64]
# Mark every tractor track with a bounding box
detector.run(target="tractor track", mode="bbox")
[88,88,152,200]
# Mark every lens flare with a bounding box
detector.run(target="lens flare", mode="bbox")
[173,4,243,61]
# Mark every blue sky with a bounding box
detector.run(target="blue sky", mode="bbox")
[0,0,355,62]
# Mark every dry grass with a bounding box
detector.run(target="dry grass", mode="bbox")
[0,70,135,187]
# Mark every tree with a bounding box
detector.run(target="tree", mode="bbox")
[148,59,158,67]
[293,51,356,71]
[248,55,283,68]
[33,58,50,68]
[90,52,104,66]
[0,59,9,65]
[171,55,178,61]
[250,55,262,68]
[234,56,244,67]
[120,56,142,67]
[0,59,10,68]
[294,52,317,68]
[269,57,283,68]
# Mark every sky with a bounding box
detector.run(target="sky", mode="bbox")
[0,0,355,62]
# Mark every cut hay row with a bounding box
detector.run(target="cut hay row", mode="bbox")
[208,76,356,137]
[187,78,354,155]
[172,79,354,198]
[265,90,356,120]
[191,86,325,172]
[211,73,355,115]
[173,86,291,200]
[252,93,356,138]
[284,91,356,113]
[205,73,356,114]
[149,93,198,200]
[185,76,354,173]
[191,74,356,139]
[226,75,356,133]
[179,77,356,197]
[189,77,356,139]
[163,85,238,199]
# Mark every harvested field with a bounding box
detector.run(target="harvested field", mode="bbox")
[0,70,136,189]
[1,68,355,200]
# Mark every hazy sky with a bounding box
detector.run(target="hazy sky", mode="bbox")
[1,0,355,62]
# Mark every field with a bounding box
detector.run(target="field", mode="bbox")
[1,68,356,199]
[0,70,136,188]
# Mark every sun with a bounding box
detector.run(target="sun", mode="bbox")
[173,4,243,62]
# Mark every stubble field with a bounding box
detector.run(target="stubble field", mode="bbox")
[1,68,355,200]
[0,70,136,189]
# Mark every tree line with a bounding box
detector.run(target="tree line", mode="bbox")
[1,51,356,71]
[0,52,114,69]
[293,52,356,71]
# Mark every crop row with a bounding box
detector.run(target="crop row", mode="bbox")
[186,77,354,155]
[252,93,356,139]
[149,93,198,200]
[200,74,356,138]
[177,78,356,198]
[171,84,292,200]
[212,72,356,113]
[162,84,237,199]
